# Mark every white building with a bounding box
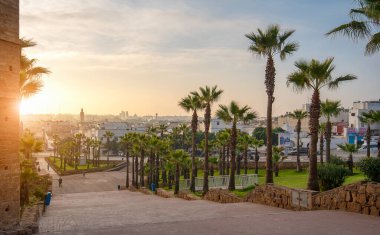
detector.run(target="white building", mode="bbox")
[349,100,380,134]
[199,119,255,134]
[96,122,146,143]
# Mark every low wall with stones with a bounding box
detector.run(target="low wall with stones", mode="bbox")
[244,184,317,210]
[203,189,242,203]
[312,181,380,216]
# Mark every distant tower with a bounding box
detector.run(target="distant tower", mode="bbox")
[80,108,84,123]
[155,113,158,120]
[0,0,21,229]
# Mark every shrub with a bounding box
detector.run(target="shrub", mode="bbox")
[33,187,45,201]
[317,163,349,191]
[329,155,345,166]
[358,157,380,183]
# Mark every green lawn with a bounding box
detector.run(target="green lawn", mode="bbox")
[48,157,109,171]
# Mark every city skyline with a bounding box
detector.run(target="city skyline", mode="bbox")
[20,0,380,116]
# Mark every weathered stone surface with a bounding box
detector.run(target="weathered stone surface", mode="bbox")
[363,206,370,215]
[0,0,20,230]
[376,197,380,209]
[204,189,241,203]
[357,193,367,204]
[370,206,379,216]
[345,191,352,202]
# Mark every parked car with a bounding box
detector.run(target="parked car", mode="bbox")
[288,147,309,156]
[358,144,378,154]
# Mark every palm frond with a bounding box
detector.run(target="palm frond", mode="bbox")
[326,20,371,40]
[20,79,43,98]
[328,74,357,89]
[365,32,380,54]
[280,42,299,60]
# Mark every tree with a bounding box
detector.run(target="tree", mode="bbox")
[359,110,380,157]
[319,123,326,165]
[20,129,44,159]
[287,57,357,191]
[192,85,223,195]
[103,131,115,166]
[326,0,380,55]
[120,134,132,188]
[337,143,358,175]
[20,38,50,98]
[170,150,189,195]
[252,138,264,174]
[289,110,308,171]
[216,129,230,175]
[52,134,60,163]
[246,24,298,184]
[216,101,257,190]
[272,146,285,177]
[238,133,253,175]
[321,99,342,163]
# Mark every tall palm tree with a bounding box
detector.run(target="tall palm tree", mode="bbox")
[289,110,308,172]
[326,0,380,55]
[20,38,50,98]
[170,149,189,195]
[321,99,342,163]
[359,110,380,157]
[272,146,285,177]
[319,123,326,165]
[178,94,203,192]
[103,131,114,166]
[192,85,223,194]
[337,143,358,175]
[238,133,253,174]
[287,57,357,191]
[158,124,169,139]
[120,134,132,188]
[216,129,230,175]
[251,138,264,174]
[246,25,298,184]
[216,101,257,190]
[52,134,60,163]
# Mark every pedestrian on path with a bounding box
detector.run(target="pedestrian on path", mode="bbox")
[83,171,86,177]
[59,177,62,188]
[47,164,50,171]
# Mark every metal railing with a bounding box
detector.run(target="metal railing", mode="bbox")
[179,174,258,191]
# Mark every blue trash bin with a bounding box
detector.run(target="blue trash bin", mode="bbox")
[151,183,156,192]
[44,192,52,206]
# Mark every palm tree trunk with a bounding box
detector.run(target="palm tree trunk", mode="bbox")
[265,55,275,184]
[222,146,226,175]
[140,150,144,187]
[308,90,320,191]
[348,153,353,175]
[132,155,135,187]
[126,150,129,188]
[175,163,180,194]
[226,146,230,175]
[219,149,223,175]
[296,120,302,171]
[190,110,197,192]
[203,104,211,195]
[228,122,237,191]
[155,153,159,187]
[162,163,167,186]
[210,165,214,176]
[377,137,380,158]
[60,154,63,169]
[255,147,259,174]
[244,147,248,175]
[135,155,139,188]
[366,124,371,157]
[236,153,241,175]
[326,121,332,163]
[320,131,324,165]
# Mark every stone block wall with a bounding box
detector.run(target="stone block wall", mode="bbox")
[0,0,20,229]
[203,189,241,203]
[312,181,380,216]
[244,184,317,210]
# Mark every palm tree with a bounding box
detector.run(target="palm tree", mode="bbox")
[192,85,223,194]
[272,146,285,177]
[337,143,358,175]
[238,133,253,174]
[52,134,60,163]
[170,149,189,194]
[288,110,308,172]
[158,124,169,139]
[73,133,85,170]
[179,94,203,192]
[359,110,380,157]
[216,101,257,190]
[216,129,230,175]
[252,138,264,174]
[246,25,298,184]
[120,134,132,188]
[319,123,326,165]
[287,57,357,191]
[103,131,115,166]
[326,0,380,55]
[20,38,50,98]
[321,99,342,163]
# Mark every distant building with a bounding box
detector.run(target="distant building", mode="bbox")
[96,122,146,143]
[80,108,84,123]
[198,119,255,134]
[346,100,380,143]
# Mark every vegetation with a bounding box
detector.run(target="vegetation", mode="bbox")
[287,57,357,191]
[246,24,298,184]
[358,110,380,157]
[327,0,380,55]
[288,110,308,171]
[317,164,349,191]
[358,157,380,182]
[337,143,358,174]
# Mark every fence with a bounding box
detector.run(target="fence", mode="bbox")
[179,174,258,191]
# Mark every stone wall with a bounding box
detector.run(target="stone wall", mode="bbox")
[203,189,242,203]
[0,0,20,229]
[313,181,380,216]
[244,184,317,210]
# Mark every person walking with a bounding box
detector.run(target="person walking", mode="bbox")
[59,177,62,188]
[47,164,50,171]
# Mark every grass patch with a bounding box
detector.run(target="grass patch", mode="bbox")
[48,157,109,171]
[232,185,255,198]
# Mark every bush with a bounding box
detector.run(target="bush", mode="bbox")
[317,164,349,191]
[358,157,380,183]
[33,187,45,201]
[329,155,345,166]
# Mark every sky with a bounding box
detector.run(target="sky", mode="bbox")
[19,0,380,117]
